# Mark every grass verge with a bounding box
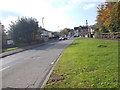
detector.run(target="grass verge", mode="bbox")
[45,38,118,88]
[1,47,20,52]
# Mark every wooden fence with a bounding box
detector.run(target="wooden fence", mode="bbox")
[95,32,120,40]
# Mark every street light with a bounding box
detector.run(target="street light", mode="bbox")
[42,17,44,28]
[86,20,90,38]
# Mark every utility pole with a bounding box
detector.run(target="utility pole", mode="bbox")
[86,20,88,26]
[86,20,88,34]
[42,17,45,28]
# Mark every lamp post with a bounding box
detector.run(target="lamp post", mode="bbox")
[86,20,88,26]
[86,20,90,38]
[42,17,45,28]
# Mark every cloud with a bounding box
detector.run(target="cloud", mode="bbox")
[0,0,76,31]
[66,0,105,3]
[83,4,96,10]
[0,0,102,31]
[0,10,22,20]
[1,16,17,30]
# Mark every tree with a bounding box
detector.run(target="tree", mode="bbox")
[60,28,71,36]
[109,2,120,32]
[9,17,39,44]
[96,3,108,32]
[96,2,119,33]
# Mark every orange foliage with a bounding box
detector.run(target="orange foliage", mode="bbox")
[97,3,113,27]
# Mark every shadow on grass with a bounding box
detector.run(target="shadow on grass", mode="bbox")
[70,43,79,46]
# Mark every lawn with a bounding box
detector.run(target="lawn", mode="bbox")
[45,38,118,88]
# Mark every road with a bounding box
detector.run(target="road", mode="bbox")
[1,39,74,88]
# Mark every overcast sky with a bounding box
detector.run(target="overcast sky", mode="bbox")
[0,0,105,31]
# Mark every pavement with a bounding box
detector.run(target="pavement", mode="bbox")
[1,39,74,89]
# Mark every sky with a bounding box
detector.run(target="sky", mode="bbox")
[0,0,106,31]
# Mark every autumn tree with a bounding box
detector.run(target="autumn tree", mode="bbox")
[109,1,120,32]
[60,28,71,36]
[96,3,109,32]
[96,2,119,33]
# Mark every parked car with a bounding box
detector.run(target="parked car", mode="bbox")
[74,35,79,37]
[59,37,67,40]
[59,37,64,40]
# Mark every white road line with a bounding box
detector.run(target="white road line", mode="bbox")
[0,66,10,71]
[51,62,54,65]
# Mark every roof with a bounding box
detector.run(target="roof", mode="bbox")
[74,26,88,30]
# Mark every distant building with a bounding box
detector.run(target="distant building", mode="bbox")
[40,28,49,42]
[37,27,60,41]
[74,27,81,37]
[79,26,89,37]
[48,31,54,38]
[52,32,60,38]
[74,25,94,38]
[68,29,74,37]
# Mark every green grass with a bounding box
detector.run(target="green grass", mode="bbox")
[1,47,20,52]
[75,37,86,39]
[45,39,118,88]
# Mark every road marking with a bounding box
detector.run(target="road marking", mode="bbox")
[0,66,10,71]
[51,62,54,65]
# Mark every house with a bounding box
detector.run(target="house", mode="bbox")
[40,28,49,42]
[52,32,60,38]
[68,29,74,37]
[74,25,94,38]
[88,28,94,38]
[48,31,54,38]
[37,27,60,41]
[79,26,88,37]
[74,27,81,37]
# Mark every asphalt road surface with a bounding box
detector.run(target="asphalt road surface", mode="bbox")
[1,39,74,88]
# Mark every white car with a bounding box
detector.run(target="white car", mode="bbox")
[59,37,65,40]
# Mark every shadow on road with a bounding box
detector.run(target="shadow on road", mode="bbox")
[32,40,73,51]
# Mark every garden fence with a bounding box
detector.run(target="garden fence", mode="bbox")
[95,32,120,40]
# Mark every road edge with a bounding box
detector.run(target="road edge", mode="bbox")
[0,40,58,58]
[39,39,74,88]
[40,52,63,88]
